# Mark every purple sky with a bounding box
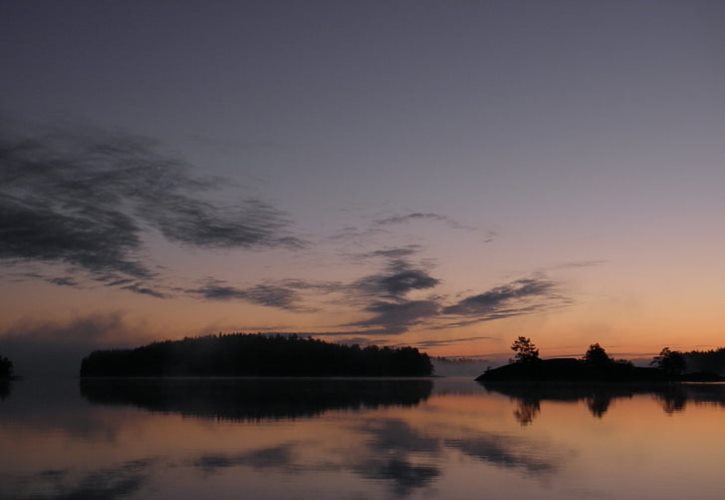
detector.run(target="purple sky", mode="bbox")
[1,0,725,374]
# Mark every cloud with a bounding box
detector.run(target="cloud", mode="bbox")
[349,245,423,261]
[344,251,567,335]
[350,300,441,335]
[0,459,154,500]
[190,278,344,311]
[353,259,439,300]
[0,125,302,292]
[192,281,301,311]
[399,334,497,349]
[120,283,166,299]
[193,444,295,472]
[46,276,79,287]
[374,212,475,231]
[445,437,559,475]
[442,277,561,320]
[356,458,440,496]
[345,254,442,334]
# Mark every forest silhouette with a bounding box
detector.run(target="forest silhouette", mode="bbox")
[477,338,724,382]
[80,333,433,377]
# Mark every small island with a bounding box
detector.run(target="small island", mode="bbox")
[476,337,724,382]
[80,333,433,377]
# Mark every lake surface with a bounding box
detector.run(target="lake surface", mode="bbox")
[1,377,724,499]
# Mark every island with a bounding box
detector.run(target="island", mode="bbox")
[476,337,724,382]
[80,333,433,377]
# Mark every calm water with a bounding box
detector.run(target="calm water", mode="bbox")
[1,377,724,499]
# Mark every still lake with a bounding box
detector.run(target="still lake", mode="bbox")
[1,377,724,499]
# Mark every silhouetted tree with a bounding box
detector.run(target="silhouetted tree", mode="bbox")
[0,355,13,379]
[583,343,612,367]
[651,347,686,378]
[510,336,540,364]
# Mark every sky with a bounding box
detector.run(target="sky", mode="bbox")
[1,0,724,375]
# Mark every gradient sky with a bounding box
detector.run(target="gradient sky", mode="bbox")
[2,0,724,374]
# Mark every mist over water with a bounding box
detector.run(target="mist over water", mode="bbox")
[1,377,725,499]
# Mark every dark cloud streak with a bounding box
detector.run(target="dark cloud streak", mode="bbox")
[374,212,475,231]
[0,126,302,293]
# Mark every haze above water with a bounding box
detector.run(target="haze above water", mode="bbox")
[1,378,724,499]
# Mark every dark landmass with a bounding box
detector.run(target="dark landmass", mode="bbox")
[475,358,724,382]
[480,381,725,424]
[0,355,14,379]
[684,348,725,376]
[80,378,433,421]
[80,334,433,377]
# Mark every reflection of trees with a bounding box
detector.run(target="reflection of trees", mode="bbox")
[656,386,688,414]
[80,378,433,421]
[585,393,611,418]
[0,379,9,401]
[480,382,725,424]
[514,398,540,426]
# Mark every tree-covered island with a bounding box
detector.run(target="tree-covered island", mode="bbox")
[80,333,433,377]
[476,337,724,382]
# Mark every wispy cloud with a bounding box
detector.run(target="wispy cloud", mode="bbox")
[191,281,301,311]
[0,125,303,293]
[341,251,567,335]
[442,277,561,319]
[352,259,439,300]
[350,300,441,335]
[190,278,344,311]
[373,212,475,231]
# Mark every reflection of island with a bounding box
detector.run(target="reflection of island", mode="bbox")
[481,382,725,425]
[80,378,433,421]
[81,334,433,377]
[0,379,10,401]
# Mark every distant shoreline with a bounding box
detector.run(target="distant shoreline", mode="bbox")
[475,358,724,383]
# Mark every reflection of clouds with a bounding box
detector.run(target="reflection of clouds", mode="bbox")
[193,444,296,473]
[351,418,560,496]
[355,458,440,497]
[0,458,154,500]
[0,379,10,400]
[359,419,440,454]
[445,437,558,475]
[3,381,571,499]
[181,417,561,498]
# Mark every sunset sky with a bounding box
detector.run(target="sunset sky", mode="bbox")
[2,0,724,374]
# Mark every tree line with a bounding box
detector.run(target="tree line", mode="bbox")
[80,333,434,377]
[510,336,713,377]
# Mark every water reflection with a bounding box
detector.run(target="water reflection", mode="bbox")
[2,378,725,498]
[0,379,10,400]
[480,381,725,425]
[80,377,433,421]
